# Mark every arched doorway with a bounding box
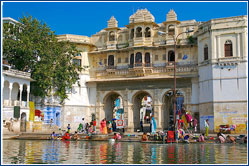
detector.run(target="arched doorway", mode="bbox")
[162,90,184,130]
[145,52,150,67]
[135,52,142,66]
[3,81,10,105]
[168,50,175,62]
[132,91,153,132]
[129,53,134,68]
[103,92,124,122]
[11,82,20,104]
[20,112,27,132]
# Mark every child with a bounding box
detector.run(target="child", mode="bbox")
[73,131,80,140]
[198,133,205,142]
[51,131,57,140]
[67,124,71,133]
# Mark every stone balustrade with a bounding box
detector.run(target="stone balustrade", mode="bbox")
[3,99,28,107]
[95,62,198,78]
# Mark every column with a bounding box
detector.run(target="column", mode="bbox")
[150,51,153,67]
[242,29,247,58]
[236,33,241,57]
[217,36,221,58]
[133,52,135,65]
[142,52,144,65]
[19,85,23,106]
[8,83,13,106]
[213,35,217,59]
[27,85,30,107]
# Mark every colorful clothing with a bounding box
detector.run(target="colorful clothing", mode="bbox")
[101,120,107,134]
[151,117,157,134]
[204,120,209,136]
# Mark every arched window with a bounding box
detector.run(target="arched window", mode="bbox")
[136,27,142,38]
[168,51,175,62]
[108,55,114,67]
[130,29,134,39]
[225,40,233,57]
[135,52,142,64]
[145,27,151,38]
[145,52,150,64]
[204,44,208,60]
[130,54,134,68]
[109,31,115,41]
[168,25,175,36]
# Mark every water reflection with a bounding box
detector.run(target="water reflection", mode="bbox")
[2,140,247,164]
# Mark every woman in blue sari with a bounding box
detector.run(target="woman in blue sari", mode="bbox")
[151,116,157,134]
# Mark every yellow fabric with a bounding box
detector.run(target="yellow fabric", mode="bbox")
[206,127,209,136]
[29,101,35,121]
[181,115,189,129]
[103,127,108,135]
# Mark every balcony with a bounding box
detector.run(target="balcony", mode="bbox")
[95,61,198,78]
[3,100,28,108]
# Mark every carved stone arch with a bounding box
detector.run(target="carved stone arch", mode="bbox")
[136,27,142,38]
[161,89,186,130]
[11,82,20,101]
[102,91,125,122]
[131,90,154,132]
[131,90,153,103]
[102,91,124,104]
[145,27,151,37]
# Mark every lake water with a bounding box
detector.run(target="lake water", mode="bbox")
[2,140,247,164]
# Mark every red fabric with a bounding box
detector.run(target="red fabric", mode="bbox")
[35,110,41,117]
[62,133,70,140]
[167,131,175,143]
[93,121,96,126]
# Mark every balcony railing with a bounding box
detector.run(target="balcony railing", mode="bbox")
[3,100,28,107]
[95,62,198,78]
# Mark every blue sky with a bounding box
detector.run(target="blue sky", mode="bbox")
[3,2,247,37]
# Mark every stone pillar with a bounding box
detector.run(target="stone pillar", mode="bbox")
[19,85,23,107]
[126,105,133,132]
[142,52,144,65]
[8,83,13,106]
[217,36,221,58]
[236,33,241,57]
[27,90,30,108]
[150,51,153,66]
[153,104,163,131]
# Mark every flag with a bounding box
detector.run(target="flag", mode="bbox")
[29,101,35,121]
[182,54,188,60]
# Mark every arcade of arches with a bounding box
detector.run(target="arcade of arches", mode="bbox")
[95,85,193,132]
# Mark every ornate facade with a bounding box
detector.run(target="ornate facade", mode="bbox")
[36,9,247,134]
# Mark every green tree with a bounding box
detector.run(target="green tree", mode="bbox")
[3,15,82,104]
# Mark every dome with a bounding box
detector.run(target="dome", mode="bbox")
[129,8,155,24]
[107,16,118,28]
[166,9,177,21]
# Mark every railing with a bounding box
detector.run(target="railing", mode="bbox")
[95,62,198,78]
[3,100,28,107]
[106,66,116,70]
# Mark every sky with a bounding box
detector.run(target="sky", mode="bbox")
[2,1,248,37]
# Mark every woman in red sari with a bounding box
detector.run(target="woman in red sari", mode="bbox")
[100,118,107,134]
